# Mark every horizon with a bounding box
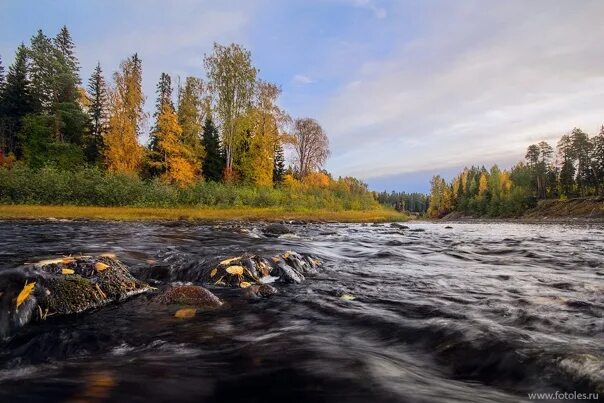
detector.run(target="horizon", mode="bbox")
[2,0,603,193]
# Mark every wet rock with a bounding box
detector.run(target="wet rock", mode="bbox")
[444,226,453,229]
[243,284,278,299]
[155,285,222,308]
[0,256,151,338]
[263,223,293,237]
[206,252,322,288]
[391,223,409,229]
[410,228,426,232]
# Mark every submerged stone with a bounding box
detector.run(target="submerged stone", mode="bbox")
[155,285,222,308]
[0,256,151,338]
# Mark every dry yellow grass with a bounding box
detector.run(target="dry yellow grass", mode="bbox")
[0,205,408,223]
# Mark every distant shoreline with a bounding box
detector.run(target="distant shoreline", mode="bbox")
[0,205,408,223]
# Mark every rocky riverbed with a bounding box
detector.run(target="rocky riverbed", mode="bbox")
[0,219,602,402]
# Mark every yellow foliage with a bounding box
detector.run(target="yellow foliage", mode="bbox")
[61,268,75,275]
[283,174,301,190]
[500,171,512,193]
[478,173,489,195]
[302,172,331,188]
[225,265,244,275]
[104,57,145,174]
[95,262,110,272]
[16,281,36,309]
[155,104,200,187]
[174,308,197,318]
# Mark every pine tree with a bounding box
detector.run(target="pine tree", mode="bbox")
[273,142,285,185]
[557,134,575,196]
[0,44,34,156]
[591,126,604,195]
[86,62,108,163]
[54,25,80,84]
[148,73,176,175]
[570,128,593,196]
[201,116,224,181]
[28,30,56,111]
[0,55,5,93]
[177,77,205,175]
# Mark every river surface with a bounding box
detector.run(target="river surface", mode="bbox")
[0,220,602,402]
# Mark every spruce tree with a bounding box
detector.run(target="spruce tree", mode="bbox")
[54,25,80,84]
[148,73,174,174]
[86,62,108,163]
[0,55,5,93]
[273,142,285,185]
[177,77,205,173]
[0,44,34,156]
[201,116,224,181]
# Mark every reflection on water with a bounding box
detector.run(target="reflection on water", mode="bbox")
[0,220,602,402]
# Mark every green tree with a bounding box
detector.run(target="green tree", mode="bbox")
[53,25,80,84]
[177,76,205,175]
[204,43,257,179]
[0,44,34,156]
[557,134,575,196]
[591,126,604,195]
[0,54,5,93]
[570,128,593,196]
[273,142,285,185]
[86,62,108,163]
[20,113,84,169]
[201,116,224,181]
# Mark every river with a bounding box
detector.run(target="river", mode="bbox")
[0,220,602,402]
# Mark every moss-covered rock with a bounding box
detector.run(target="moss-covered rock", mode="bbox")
[0,255,151,338]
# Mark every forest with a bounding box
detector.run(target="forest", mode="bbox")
[427,127,604,218]
[0,26,379,210]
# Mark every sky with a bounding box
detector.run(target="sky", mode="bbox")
[1,0,603,193]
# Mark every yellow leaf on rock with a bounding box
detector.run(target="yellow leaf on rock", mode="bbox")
[220,257,240,266]
[16,281,36,309]
[62,257,75,264]
[174,308,197,318]
[210,268,218,277]
[62,268,75,275]
[99,253,117,259]
[226,266,244,275]
[340,293,355,301]
[240,282,252,288]
[95,262,110,272]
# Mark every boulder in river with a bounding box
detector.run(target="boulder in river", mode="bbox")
[206,252,321,288]
[263,223,293,237]
[0,255,152,337]
[155,285,223,308]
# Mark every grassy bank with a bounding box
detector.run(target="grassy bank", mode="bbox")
[0,205,408,222]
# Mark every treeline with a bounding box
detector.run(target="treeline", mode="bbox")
[0,26,379,209]
[427,127,604,218]
[374,191,428,213]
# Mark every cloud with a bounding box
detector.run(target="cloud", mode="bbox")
[293,74,315,85]
[348,0,387,18]
[321,1,604,182]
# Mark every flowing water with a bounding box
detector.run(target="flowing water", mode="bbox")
[0,220,602,402]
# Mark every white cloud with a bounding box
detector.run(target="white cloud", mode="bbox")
[321,1,604,180]
[293,74,315,85]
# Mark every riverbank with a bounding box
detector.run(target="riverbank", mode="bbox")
[441,197,604,224]
[0,204,408,222]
